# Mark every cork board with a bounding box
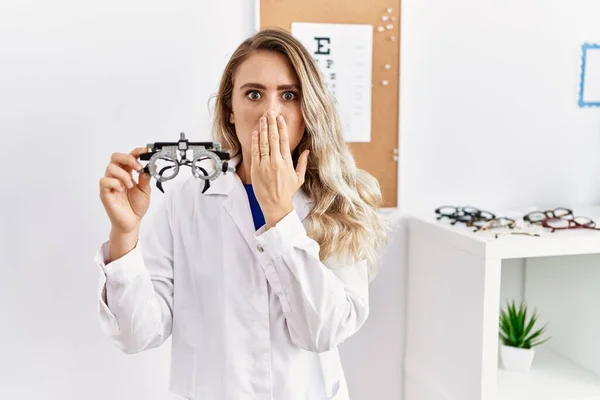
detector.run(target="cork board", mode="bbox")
[258,0,401,208]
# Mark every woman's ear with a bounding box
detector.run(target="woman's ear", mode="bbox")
[229,112,235,124]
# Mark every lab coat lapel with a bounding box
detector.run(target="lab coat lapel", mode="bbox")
[201,153,256,253]
[223,175,258,255]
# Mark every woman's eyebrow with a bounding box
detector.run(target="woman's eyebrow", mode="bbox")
[240,83,300,90]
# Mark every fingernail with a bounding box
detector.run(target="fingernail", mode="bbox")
[267,110,275,117]
[260,117,266,125]
[277,115,284,123]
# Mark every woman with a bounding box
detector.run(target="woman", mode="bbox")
[95,27,387,400]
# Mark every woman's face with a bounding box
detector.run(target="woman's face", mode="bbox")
[229,50,305,159]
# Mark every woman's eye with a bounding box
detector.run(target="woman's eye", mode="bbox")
[282,91,297,101]
[246,91,261,101]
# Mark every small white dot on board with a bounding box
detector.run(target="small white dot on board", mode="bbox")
[381,80,389,86]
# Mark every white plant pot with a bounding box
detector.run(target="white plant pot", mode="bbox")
[500,344,535,373]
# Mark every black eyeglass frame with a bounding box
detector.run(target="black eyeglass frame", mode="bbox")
[435,206,496,226]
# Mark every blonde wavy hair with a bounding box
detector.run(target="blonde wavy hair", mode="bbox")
[211,28,387,279]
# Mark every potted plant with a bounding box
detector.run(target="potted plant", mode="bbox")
[498,299,551,373]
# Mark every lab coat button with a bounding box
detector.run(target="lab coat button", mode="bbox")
[257,244,264,252]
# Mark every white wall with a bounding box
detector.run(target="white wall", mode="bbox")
[525,254,600,377]
[399,0,600,216]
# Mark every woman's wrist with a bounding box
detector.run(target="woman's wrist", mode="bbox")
[108,228,139,263]
[264,204,294,229]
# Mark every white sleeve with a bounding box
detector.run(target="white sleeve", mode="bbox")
[253,210,370,353]
[94,192,175,354]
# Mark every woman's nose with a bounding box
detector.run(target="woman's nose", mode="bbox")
[264,97,283,116]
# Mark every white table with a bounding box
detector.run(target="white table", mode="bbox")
[404,207,600,400]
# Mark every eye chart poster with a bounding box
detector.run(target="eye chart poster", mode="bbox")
[291,22,373,142]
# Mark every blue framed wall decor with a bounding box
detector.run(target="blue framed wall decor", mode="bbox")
[578,43,600,107]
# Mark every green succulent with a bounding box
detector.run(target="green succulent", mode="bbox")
[499,300,551,349]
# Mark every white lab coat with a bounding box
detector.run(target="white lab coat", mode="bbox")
[93,154,370,400]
